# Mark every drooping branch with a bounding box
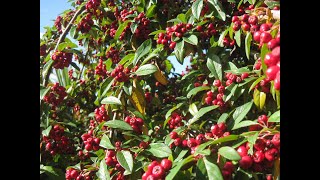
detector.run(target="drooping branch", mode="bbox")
[42,5,86,87]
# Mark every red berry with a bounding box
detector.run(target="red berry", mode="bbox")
[187,138,197,148]
[271,46,280,59]
[213,79,221,87]
[196,25,203,32]
[211,125,220,136]
[218,122,227,132]
[248,15,258,25]
[253,150,265,163]
[258,115,269,126]
[264,53,278,67]
[271,133,280,148]
[223,161,235,172]
[267,39,279,50]
[265,148,279,161]
[239,156,253,169]
[169,42,176,49]
[174,138,182,146]
[170,131,178,139]
[158,33,165,39]
[142,172,150,180]
[139,141,149,149]
[160,159,172,171]
[205,96,213,105]
[218,86,225,93]
[206,91,213,97]
[216,93,223,101]
[260,23,270,32]
[241,73,249,79]
[253,31,261,42]
[233,21,241,31]
[241,23,250,31]
[266,65,280,80]
[241,14,249,22]
[152,165,165,179]
[237,145,248,157]
[186,24,193,30]
[260,32,272,43]
[182,139,188,147]
[254,139,266,151]
[195,134,206,145]
[232,16,239,23]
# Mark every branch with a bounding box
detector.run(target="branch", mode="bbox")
[42,5,86,87]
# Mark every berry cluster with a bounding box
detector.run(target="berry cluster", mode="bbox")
[117,8,135,21]
[232,3,255,16]
[81,129,101,151]
[44,83,67,107]
[77,13,94,33]
[133,12,151,39]
[142,159,172,180]
[124,116,144,134]
[42,125,74,156]
[85,0,100,12]
[225,72,249,86]
[105,150,124,172]
[68,69,76,80]
[65,168,92,180]
[157,23,193,49]
[94,104,110,123]
[54,16,63,33]
[95,59,107,78]
[106,47,120,64]
[110,65,130,82]
[265,46,280,90]
[222,161,235,180]
[232,14,259,33]
[237,133,280,174]
[51,50,73,69]
[168,112,184,129]
[249,115,274,131]
[210,122,229,138]
[222,35,236,48]
[197,23,217,41]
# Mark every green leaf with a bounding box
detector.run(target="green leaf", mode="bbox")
[218,146,241,161]
[101,96,122,105]
[119,53,135,66]
[203,156,223,180]
[245,32,252,59]
[183,34,198,45]
[40,86,50,100]
[149,30,166,36]
[166,156,194,180]
[177,14,187,23]
[259,91,266,110]
[189,103,199,116]
[207,50,222,81]
[97,159,111,180]
[147,143,172,158]
[208,0,226,21]
[116,150,133,174]
[146,4,157,18]
[218,113,229,123]
[228,61,238,70]
[188,105,219,125]
[268,110,280,122]
[133,39,152,66]
[103,120,133,131]
[192,0,204,20]
[99,134,115,149]
[114,21,130,40]
[130,22,138,34]
[141,46,163,65]
[232,101,253,125]
[164,59,173,73]
[225,84,238,102]
[235,30,241,47]
[232,120,259,130]
[181,70,199,80]
[134,64,158,76]
[249,76,265,92]
[195,135,239,155]
[196,159,207,179]
[174,40,185,64]
[247,132,259,155]
[218,29,228,47]
[187,86,210,98]
[42,125,52,137]
[174,149,189,163]
[41,166,64,180]
[260,43,269,73]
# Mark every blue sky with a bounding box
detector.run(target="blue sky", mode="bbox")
[40,0,189,74]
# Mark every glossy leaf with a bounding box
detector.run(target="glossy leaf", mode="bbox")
[203,156,223,180]
[192,0,204,20]
[99,134,115,149]
[133,39,152,66]
[245,32,252,59]
[101,96,122,105]
[134,64,158,76]
[116,150,133,174]
[103,120,133,131]
[188,105,219,125]
[268,110,280,122]
[97,160,111,180]
[187,86,211,98]
[147,143,172,158]
[218,146,241,161]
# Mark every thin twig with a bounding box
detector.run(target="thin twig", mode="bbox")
[42,5,86,87]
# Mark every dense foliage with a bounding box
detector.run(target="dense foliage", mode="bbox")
[40,0,280,179]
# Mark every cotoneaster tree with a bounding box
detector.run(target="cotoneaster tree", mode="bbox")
[40,0,280,179]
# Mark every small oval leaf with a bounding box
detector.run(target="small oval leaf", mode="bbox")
[218,146,241,161]
[103,120,133,131]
